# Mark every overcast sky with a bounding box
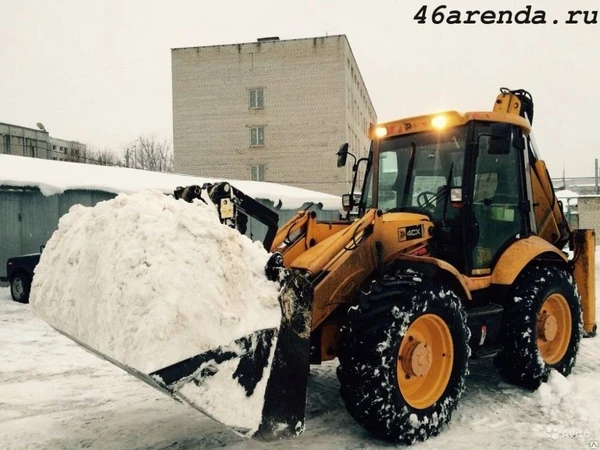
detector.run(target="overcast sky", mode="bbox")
[1,0,598,177]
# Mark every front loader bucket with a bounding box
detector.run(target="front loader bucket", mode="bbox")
[51,269,313,441]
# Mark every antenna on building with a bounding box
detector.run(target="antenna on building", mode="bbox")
[36,122,47,132]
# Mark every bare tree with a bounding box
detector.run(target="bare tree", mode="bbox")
[122,135,174,172]
[83,146,121,166]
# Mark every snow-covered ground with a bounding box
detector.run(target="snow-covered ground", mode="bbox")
[2,273,600,449]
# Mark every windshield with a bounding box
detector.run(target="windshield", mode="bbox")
[376,126,467,220]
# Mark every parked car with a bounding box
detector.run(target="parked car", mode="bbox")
[1,248,43,303]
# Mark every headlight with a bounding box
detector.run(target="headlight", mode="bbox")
[375,127,388,138]
[431,115,447,129]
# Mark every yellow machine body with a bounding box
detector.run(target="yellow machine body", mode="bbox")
[271,89,596,362]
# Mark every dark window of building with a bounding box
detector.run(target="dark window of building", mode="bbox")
[24,139,35,158]
[2,135,10,154]
[251,164,265,181]
[250,126,265,147]
[249,88,264,109]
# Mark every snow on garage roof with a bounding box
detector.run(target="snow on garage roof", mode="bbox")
[0,155,341,210]
[556,189,579,206]
[555,189,580,199]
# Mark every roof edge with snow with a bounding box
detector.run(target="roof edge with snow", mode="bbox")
[0,155,341,211]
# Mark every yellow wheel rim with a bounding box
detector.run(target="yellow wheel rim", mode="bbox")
[397,314,453,409]
[537,294,571,365]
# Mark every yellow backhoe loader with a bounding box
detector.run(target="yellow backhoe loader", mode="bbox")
[44,88,597,444]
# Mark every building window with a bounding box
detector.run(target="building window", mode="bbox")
[251,164,265,181]
[250,126,265,147]
[249,88,264,109]
[2,135,10,154]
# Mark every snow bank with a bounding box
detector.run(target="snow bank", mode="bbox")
[30,189,282,374]
[0,154,342,210]
[556,189,579,207]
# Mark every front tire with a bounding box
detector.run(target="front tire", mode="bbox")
[337,276,470,444]
[494,264,582,390]
[10,273,31,304]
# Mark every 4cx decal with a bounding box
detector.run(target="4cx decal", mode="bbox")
[398,225,423,242]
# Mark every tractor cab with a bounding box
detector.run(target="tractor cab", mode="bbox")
[341,95,548,277]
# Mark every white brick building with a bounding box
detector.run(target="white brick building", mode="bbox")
[171,35,376,196]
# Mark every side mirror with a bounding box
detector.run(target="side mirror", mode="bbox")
[337,143,349,168]
[488,123,512,155]
[341,193,355,211]
[450,187,464,208]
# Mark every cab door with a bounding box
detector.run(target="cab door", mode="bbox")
[470,124,525,275]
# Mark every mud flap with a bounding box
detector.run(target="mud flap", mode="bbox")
[53,268,313,441]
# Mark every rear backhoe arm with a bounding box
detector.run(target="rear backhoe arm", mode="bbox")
[493,87,534,123]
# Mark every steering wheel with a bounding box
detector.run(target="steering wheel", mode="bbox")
[417,191,437,207]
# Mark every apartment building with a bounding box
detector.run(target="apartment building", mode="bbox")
[0,122,51,159]
[49,137,85,162]
[171,34,376,196]
[0,122,85,162]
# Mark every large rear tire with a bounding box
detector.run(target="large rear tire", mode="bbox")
[494,264,582,390]
[337,275,470,444]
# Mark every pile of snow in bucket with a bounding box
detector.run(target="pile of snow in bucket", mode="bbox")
[30,189,282,374]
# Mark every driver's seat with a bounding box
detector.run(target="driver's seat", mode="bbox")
[432,185,464,270]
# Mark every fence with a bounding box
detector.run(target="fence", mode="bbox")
[574,196,600,236]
